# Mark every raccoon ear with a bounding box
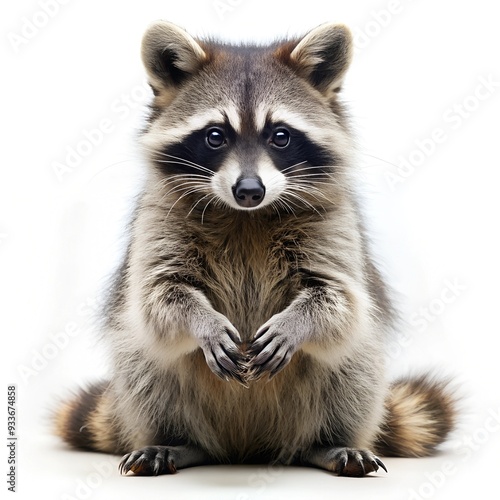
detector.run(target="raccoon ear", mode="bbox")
[287,23,353,94]
[141,21,207,91]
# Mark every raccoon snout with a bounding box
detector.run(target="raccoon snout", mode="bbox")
[232,178,265,208]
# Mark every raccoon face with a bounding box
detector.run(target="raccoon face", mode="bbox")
[140,21,354,214]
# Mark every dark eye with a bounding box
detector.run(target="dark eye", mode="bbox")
[206,128,226,149]
[271,129,290,148]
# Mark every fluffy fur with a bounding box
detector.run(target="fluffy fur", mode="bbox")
[54,21,456,477]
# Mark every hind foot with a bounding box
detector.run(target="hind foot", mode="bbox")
[119,444,209,476]
[303,445,387,477]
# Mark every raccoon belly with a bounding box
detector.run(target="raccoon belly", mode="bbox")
[175,350,324,463]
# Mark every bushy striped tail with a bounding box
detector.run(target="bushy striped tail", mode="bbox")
[54,381,121,454]
[375,375,457,457]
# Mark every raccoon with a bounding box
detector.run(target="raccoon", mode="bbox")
[54,21,456,477]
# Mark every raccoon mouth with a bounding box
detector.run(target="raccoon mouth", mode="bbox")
[232,178,266,208]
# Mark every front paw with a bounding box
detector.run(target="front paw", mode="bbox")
[247,313,304,380]
[195,313,247,385]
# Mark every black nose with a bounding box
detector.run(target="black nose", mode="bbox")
[232,178,265,208]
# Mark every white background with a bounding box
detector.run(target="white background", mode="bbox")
[2,0,500,499]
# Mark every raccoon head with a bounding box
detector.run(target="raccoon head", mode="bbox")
[140,21,354,215]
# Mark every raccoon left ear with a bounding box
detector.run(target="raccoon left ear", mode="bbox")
[286,23,353,94]
[141,21,207,92]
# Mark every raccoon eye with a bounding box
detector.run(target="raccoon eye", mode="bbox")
[206,128,226,149]
[271,129,290,148]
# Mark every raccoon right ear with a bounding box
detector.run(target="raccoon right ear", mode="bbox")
[141,21,207,92]
[285,23,353,95]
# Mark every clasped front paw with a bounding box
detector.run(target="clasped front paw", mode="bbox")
[247,314,304,381]
[196,314,248,386]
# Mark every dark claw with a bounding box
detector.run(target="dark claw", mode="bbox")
[251,344,277,365]
[253,326,269,341]
[225,328,242,345]
[209,347,245,381]
[375,457,388,473]
[336,457,348,474]
[359,459,366,476]
[261,355,283,373]
[333,449,348,474]
[119,451,142,475]
[271,348,292,371]
[224,343,243,361]
[215,349,240,373]
[166,459,177,474]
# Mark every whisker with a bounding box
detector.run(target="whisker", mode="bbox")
[269,200,282,222]
[164,187,208,220]
[360,152,400,170]
[289,174,355,195]
[266,162,313,184]
[158,182,209,205]
[280,194,303,213]
[150,159,215,177]
[155,175,211,194]
[143,149,215,175]
[187,192,212,217]
[286,184,334,206]
[287,173,335,180]
[282,190,325,218]
[275,197,296,217]
[278,160,309,175]
[160,185,209,203]
[286,176,339,187]
[157,173,211,183]
[286,181,333,195]
[149,159,214,177]
[163,180,210,192]
[284,165,332,174]
[201,196,217,224]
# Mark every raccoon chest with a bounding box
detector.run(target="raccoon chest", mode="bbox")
[199,243,299,340]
